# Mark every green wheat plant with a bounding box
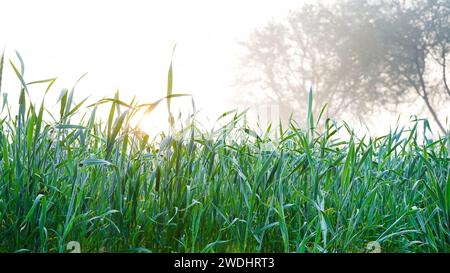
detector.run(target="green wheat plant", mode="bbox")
[0,51,449,253]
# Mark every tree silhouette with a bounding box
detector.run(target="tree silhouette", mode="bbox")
[236,0,450,133]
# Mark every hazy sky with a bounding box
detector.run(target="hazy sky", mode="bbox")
[0,0,309,132]
[1,0,447,136]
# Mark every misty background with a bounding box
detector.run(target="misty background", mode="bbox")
[0,0,449,136]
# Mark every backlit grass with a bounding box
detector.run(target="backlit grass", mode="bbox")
[0,52,449,253]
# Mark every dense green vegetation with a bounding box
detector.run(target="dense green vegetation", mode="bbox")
[0,53,449,253]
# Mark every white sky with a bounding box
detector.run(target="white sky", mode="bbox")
[0,0,447,135]
[0,0,307,133]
